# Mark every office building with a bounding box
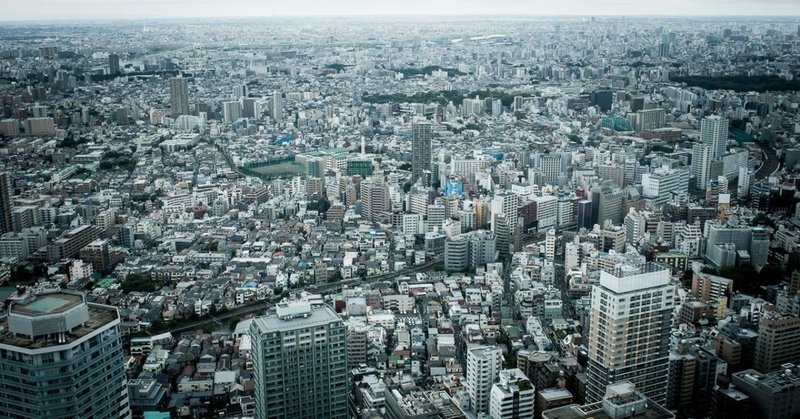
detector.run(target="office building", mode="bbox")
[108,54,119,74]
[732,365,800,419]
[271,91,283,123]
[753,314,800,373]
[0,172,12,235]
[411,121,432,185]
[666,344,719,418]
[489,369,535,419]
[738,167,752,198]
[361,179,390,223]
[223,101,242,123]
[466,346,503,414]
[692,143,713,190]
[641,167,689,207]
[586,263,674,405]
[691,272,733,302]
[542,382,674,419]
[169,75,189,117]
[250,301,347,419]
[445,235,470,271]
[0,289,130,418]
[108,53,120,75]
[233,83,247,100]
[701,115,729,158]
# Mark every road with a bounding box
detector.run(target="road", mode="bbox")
[755,146,779,180]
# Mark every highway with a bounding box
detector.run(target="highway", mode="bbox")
[755,146,779,180]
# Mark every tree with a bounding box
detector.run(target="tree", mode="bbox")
[121,274,156,293]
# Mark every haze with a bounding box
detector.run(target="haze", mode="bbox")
[3,0,800,21]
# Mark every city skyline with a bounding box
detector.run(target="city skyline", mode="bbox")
[1,6,800,419]
[3,0,800,21]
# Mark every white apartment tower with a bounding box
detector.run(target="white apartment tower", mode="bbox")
[701,115,729,159]
[466,346,503,414]
[586,263,674,405]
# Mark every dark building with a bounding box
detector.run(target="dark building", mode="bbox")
[109,53,120,75]
[590,91,613,112]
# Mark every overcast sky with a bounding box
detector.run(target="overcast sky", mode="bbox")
[3,0,800,21]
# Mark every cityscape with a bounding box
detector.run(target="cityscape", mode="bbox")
[1,5,800,419]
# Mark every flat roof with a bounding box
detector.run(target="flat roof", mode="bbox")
[251,304,341,335]
[11,292,82,316]
[543,403,673,419]
[0,304,118,350]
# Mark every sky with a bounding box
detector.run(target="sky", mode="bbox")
[2,0,800,21]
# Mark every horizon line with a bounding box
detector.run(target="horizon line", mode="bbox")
[2,13,800,24]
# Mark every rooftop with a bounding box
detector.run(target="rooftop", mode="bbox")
[542,402,673,419]
[0,302,119,350]
[251,303,341,335]
[10,292,83,316]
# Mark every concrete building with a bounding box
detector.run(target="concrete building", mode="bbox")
[542,382,674,419]
[586,263,674,405]
[411,121,432,185]
[250,301,347,419]
[701,115,729,159]
[0,172,12,235]
[641,167,689,207]
[466,346,503,414]
[361,180,390,223]
[169,75,189,117]
[754,315,800,373]
[489,369,535,419]
[732,365,800,419]
[0,290,130,418]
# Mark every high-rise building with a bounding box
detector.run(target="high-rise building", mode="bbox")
[738,167,752,198]
[753,314,800,373]
[543,229,557,263]
[0,289,130,418]
[691,143,713,190]
[586,263,674,405]
[641,167,689,207]
[411,121,432,185]
[346,322,368,369]
[444,234,470,271]
[361,179,390,223]
[0,172,12,235]
[108,53,120,75]
[701,115,729,159]
[466,346,503,414]
[489,369,536,419]
[666,344,719,418]
[222,101,242,123]
[169,76,189,117]
[233,83,248,100]
[271,91,283,123]
[250,301,347,419]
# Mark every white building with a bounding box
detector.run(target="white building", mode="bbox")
[489,369,535,419]
[466,346,503,414]
[641,167,689,207]
[586,263,674,405]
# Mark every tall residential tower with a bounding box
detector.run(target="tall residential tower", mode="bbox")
[250,301,348,419]
[0,289,130,418]
[586,263,674,405]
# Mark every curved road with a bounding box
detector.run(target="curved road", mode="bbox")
[755,146,779,180]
